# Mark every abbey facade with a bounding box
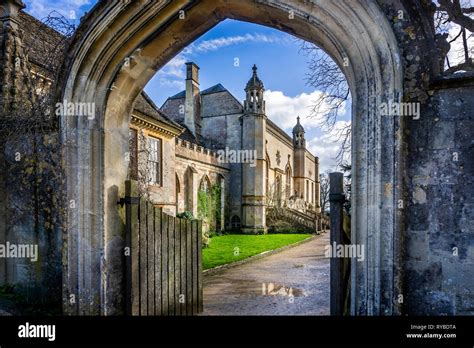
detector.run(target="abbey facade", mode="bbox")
[133,62,321,234]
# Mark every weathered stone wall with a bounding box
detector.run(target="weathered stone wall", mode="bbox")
[200,90,243,150]
[175,138,230,223]
[201,91,243,222]
[376,0,474,315]
[404,83,474,315]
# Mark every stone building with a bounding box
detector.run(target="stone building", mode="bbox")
[134,62,320,234]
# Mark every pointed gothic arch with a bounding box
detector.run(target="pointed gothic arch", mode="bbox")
[199,174,211,193]
[175,173,181,213]
[58,0,404,315]
[285,163,292,200]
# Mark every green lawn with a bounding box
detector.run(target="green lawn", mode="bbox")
[203,234,312,270]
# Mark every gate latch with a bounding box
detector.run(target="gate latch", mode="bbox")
[117,196,140,207]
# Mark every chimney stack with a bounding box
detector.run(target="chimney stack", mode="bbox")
[185,62,201,139]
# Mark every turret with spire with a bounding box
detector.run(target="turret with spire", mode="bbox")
[241,64,267,234]
[292,116,306,148]
[292,116,306,199]
[244,64,265,114]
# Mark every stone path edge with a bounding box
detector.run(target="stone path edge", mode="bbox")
[203,232,326,276]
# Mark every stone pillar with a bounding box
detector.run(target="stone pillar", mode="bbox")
[241,113,267,234]
[186,166,198,217]
[330,172,345,315]
[314,157,321,213]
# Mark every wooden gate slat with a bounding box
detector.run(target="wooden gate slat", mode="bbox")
[139,196,148,316]
[154,208,162,315]
[192,220,198,315]
[161,213,169,315]
[197,220,203,313]
[124,179,203,316]
[147,202,155,315]
[186,221,192,315]
[174,218,181,316]
[180,219,186,316]
[168,216,175,315]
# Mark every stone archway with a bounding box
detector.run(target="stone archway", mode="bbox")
[58,0,403,315]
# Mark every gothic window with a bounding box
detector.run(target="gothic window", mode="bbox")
[147,136,162,185]
[199,175,211,193]
[230,215,241,232]
[285,166,292,200]
[266,154,271,194]
[175,174,180,211]
[306,180,309,202]
[275,174,282,207]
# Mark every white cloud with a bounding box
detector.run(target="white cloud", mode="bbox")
[307,121,352,173]
[154,55,187,89]
[183,33,288,55]
[264,89,346,132]
[264,89,350,172]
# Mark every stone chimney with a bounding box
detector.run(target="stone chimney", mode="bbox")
[185,62,201,139]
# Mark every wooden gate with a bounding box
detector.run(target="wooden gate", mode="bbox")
[124,180,203,315]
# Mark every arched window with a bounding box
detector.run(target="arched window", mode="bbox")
[230,215,241,232]
[285,165,292,200]
[266,153,271,194]
[275,174,282,207]
[199,175,211,193]
[306,180,309,201]
[175,173,180,212]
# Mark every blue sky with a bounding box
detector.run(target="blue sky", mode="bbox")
[23,0,351,172]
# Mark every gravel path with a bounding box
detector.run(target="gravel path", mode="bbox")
[202,232,330,315]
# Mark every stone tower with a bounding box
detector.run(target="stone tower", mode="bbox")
[292,116,306,199]
[241,65,267,234]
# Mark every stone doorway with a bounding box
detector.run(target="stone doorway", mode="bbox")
[58,0,403,315]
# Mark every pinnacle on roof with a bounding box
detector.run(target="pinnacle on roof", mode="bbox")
[292,116,305,134]
[245,64,264,91]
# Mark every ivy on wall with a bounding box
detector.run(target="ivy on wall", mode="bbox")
[197,184,221,235]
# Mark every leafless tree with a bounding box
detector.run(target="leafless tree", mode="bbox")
[299,41,351,164]
[319,173,330,213]
[430,0,474,74]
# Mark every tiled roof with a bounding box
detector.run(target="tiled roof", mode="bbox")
[167,83,228,100]
[201,83,227,95]
[18,11,66,73]
[134,92,182,130]
[168,90,186,99]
